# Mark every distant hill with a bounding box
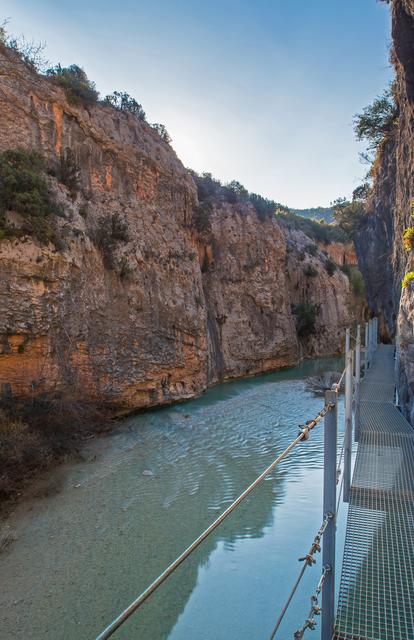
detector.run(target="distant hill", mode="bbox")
[292,207,334,223]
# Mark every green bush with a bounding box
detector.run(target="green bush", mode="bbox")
[403,227,414,251]
[293,303,319,337]
[0,148,58,243]
[94,212,129,270]
[275,210,347,243]
[193,201,213,234]
[46,64,99,105]
[151,123,171,144]
[354,87,398,151]
[332,198,364,239]
[402,271,414,289]
[344,266,365,298]
[58,148,80,196]
[104,91,146,120]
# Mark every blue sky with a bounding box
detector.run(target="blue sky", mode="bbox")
[3,1,392,207]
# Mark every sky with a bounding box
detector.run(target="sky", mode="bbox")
[2,1,392,208]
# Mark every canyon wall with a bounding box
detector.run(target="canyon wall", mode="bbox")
[355,0,414,422]
[0,44,354,413]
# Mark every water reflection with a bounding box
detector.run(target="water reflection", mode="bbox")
[0,357,344,640]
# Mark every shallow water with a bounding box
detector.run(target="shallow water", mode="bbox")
[0,358,349,640]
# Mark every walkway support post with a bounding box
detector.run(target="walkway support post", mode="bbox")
[365,321,369,371]
[344,328,352,503]
[322,389,338,640]
[354,325,361,442]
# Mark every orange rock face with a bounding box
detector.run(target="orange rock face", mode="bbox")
[0,45,354,412]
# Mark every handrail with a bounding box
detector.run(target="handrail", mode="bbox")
[95,404,332,640]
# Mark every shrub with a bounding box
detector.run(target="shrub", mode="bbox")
[304,265,318,277]
[58,148,80,196]
[403,227,414,251]
[275,210,347,244]
[94,212,129,270]
[346,266,365,298]
[293,303,319,337]
[151,123,171,144]
[325,258,337,276]
[104,91,146,120]
[402,271,414,289]
[0,20,48,72]
[193,201,212,234]
[332,198,364,239]
[0,148,58,243]
[354,87,398,151]
[46,64,99,105]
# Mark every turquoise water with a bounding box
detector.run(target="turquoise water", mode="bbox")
[0,358,348,640]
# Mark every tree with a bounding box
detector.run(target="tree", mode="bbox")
[151,123,171,144]
[104,91,146,120]
[46,64,99,105]
[354,87,398,151]
[332,197,364,239]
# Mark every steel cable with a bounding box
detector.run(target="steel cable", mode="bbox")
[95,405,333,640]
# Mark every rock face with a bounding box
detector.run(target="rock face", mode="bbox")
[355,0,414,422]
[0,44,354,413]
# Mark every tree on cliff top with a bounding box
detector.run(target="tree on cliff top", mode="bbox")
[354,87,398,151]
[46,64,99,105]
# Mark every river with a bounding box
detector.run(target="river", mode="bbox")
[0,357,349,640]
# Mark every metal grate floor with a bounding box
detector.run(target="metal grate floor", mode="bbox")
[334,345,414,640]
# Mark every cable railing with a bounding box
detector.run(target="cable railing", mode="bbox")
[94,319,378,640]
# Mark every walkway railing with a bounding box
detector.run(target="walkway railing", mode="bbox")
[94,319,378,640]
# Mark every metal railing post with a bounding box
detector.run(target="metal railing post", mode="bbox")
[374,317,378,349]
[322,389,337,640]
[365,321,369,371]
[343,328,352,503]
[354,325,361,442]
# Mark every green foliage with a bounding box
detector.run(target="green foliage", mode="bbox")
[354,87,398,151]
[275,210,347,243]
[94,212,129,270]
[0,148,58,243]
[293,303,319,338]
[342,266,365,298]
[402,271,414,289]
[325,258,337,276]
[192,171,288,221]
[292,206,334,223]
[79,204,88,219]
[151,123,172,144]
[403,227,414,251]
[193,201,213,234]
[46,64,99,105]
[332,198,364,239]
[58,148,80,196]
[104,91,146,120]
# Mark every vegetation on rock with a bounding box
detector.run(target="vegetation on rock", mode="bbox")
[46,64,99,105]
[0,148,59,244]
[103,91,146,120]
[403,227,414,251]
[293,302,319,337]
[402,271,414,289]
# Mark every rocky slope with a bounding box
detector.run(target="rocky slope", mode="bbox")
[0,44,354,414]
[355,0,414,422]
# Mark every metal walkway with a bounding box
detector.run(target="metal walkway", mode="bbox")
[334,345,414,640]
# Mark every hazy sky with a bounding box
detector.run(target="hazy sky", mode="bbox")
[3,1,392,207]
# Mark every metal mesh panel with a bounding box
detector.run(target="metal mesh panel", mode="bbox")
[334,345,414,640]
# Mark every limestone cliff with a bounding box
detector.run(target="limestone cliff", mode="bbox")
[0,44,354,413]
[355,0,414,422]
